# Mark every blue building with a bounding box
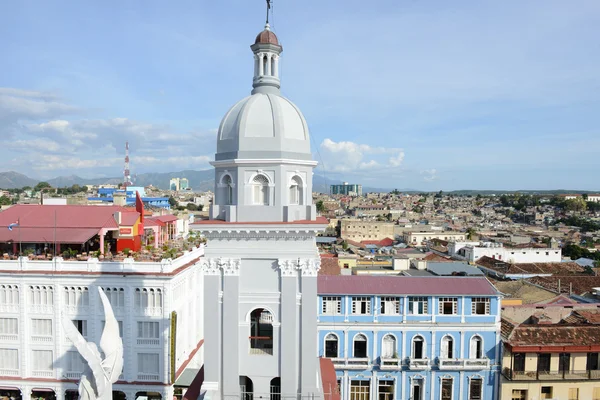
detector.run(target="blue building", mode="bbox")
[317,275,502,400]
[88,186,171,209]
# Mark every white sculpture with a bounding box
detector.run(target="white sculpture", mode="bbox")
[63,287,124,400]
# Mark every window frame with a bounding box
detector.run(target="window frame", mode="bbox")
[438,297,458,315]
[380,297,400,315]
[322,296,342,315]
[351,297,371,315]
[471,297,491,315]
[408,296,428,315]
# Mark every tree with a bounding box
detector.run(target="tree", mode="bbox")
[0,196,12,206]
[565,197,587,212]
[168,196,178,208]
[316,200,325,214]
[186,203,199,211]
[466,228,477,240]
[34,182,51,192]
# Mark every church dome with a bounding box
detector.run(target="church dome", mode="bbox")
[255,29,279,45]
[216,92,311,160]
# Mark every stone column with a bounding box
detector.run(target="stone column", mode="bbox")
[278,259,299,397]
[299,258,321,397]
[272,55,279,78]
[20,387,31,400]
[258,53,264,76]
[266,53,272,76]
[221,258,241,398]
[201,258,222,397]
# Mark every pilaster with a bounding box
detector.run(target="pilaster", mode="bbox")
[220,258,241,398]
[278,259,299,396]
[201,258,223,397]
[299,258,320,395]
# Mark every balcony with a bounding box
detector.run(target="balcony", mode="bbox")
[439,358,490,370]
[331,357,370,370]
[64,372,82,379]
[137,338,160,346]
[380,358,402,370]
[137,373,160,381]
[249,336,273,355]
[0,369,19,376]
[408,358,431,370]
[503,368,600,381]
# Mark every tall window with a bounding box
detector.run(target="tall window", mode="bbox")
[538,353,551,372]
[441,378,453,400]
[72,320,87,337]
[513,353,525,372]
[352,297,371,315]
[138,322,160,339]
[101,320,123,338]
[381,334,396,358]
[350,380,370,400]
[568,388,579,400]
[65,351,85,372]
[31,319,52,337]
[380,297,400,315]
[441,336,454,359]
[289,176,303,205]
[102,288,125,308]
[353,334,367,358]
[0,318,18,336]
[588,353,600,370]
[64,287,89,307]
[28,286,53,305]
[137,353,159,379]
[412,336,425,359]
[471,297,490,315]
[469,378,482,400]
[408,297,428,315]
[439,297,458,315]
[223,174,234,205]
[378,380,394,400]
[470,336,483,359]
[411,378,423,400]
[134,288,163,309]
[559,353,570,373]
[0,285,19,305]
[32,350,53,372]
[322,296,342,315]
[325,333,338,358]
[252,174,269,205]
[249,308,273,355]
[0,349,18,370]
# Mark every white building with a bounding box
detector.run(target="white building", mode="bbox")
[0,248,205,400]
[404,231,465,247]
[448,241,562,263]
[191,18,330,400]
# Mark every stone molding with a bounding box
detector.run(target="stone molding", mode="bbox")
[201,257,242,276]
[277,259,298,277]
[277,258,321,277]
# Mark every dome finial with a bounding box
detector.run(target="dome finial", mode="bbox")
[266,0,272,24]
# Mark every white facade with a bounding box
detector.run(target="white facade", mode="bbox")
[404,231,465,247]
[448,241,562,263]
[0,247,205,400]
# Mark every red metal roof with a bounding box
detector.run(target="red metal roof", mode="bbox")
[320,358,341,400]
[154,214,178,223]
[318,275,499,296]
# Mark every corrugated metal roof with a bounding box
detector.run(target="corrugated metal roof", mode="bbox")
[318,275,499,296]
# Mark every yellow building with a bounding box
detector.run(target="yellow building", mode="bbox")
[501,305,600,400]
[340,219,394,241]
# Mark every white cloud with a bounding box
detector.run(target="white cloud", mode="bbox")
[420,169,437,182]
[319,138,404,173]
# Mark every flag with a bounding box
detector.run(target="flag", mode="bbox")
[7,221,18,231]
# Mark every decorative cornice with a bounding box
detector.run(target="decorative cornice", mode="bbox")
[277,258,320,277]
[221,258,241,276]
[301,258,321,277]
[277,259,297,277]
[200,258,220,276]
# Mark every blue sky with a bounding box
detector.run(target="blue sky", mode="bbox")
[1,0,599,190]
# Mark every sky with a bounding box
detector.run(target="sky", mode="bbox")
[1,0,599,191]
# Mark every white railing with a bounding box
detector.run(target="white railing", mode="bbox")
[31,335,53,343]
[64,372,82,379]
[29,305,54,314]
[0,369,19,376]
[64,305,89,315]
[249,348,273,355]
[0,305,19,313]
[408,358,431,370]
[135,307,163,317]
[137,338,160,346]
[32,370,54,378]
[438,358,490,370]
[380,358,402,370]
[137,373,160,381]
[0,334,18,341]
[330,357,370,370]
[0,245,204,274]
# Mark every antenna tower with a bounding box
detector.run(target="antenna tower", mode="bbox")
[123,141,133,188]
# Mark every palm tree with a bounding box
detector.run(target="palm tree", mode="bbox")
[466,228,477,240]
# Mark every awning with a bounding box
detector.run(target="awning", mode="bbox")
[0,227,100,244]
[174,368,201,387]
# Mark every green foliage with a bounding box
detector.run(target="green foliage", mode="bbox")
[122,248,131,256]
[34,182,51,192]
[55,184,87,195]
[316,200,325,213]
[0,195,12,206]
[562,244,600,261]
[186,203,200,211]
[557,216,600,233]
[168,196,178,208]
[587,201,600,212]
[564,197,587,212]
[61,248,77,259]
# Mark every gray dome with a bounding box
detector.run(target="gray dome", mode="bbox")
[215,92,312,161]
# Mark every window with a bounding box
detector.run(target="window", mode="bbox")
[102,288,125,308]
[471,298,490,315]
[252,174,269,205]
[441,378,453,400]
[0,318,18,335]
[470,336,483,359]
[72,320,87,337]
[381,335,396,359]
[249,308,273,355]
[137,353,159,377]
[222,174,233,205]
[31,319,52,336]
[588,353,600,370]
[469,379,482,400]
[511,390,526,400]
[289,176,303,205]
[101,320,123,337]
[28,286,54,305]
[541,387,553,400]
[559,353,570,372]
[408,297,428,315]
[412,336,424,359]
[537,353,551,372]
[441,336,454,359]
[0,285,19,305]
[352,297,371,315]
[378,380,393,400]
[65,351,85,372]
[513,353,525,372]
[324,333,338,358]
[63,287,89,307]
[322,297,341,315]
[32,350,53,371]
[134,288,163,309]
[353,334,367,358]
[439,297,458,315]
[0,349,18,370]
[569,388,579,400]
[138,322,160,338]
[411,378,423,400]
[593,387,600,400]
[350,380,370,400]
[380,297,400,315]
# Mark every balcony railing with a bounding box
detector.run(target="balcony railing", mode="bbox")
[380,358,402,370]
[503,368,600,381]
[137,338,160,346]
[137,373,160,381]
[249,336,273,355]
[439,358,490,370]
[0,369,19,376]
[330,357,370,370]
[64,372,82,379]
[408,358,431,370]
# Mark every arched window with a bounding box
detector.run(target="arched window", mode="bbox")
[270,377,280,400]
[249,308,273,355]
[470,336,483,359]
[223,174,233,205]
[353,334,368,358]
[381,334,396,359]
[440,335,454,359]
[252,174,269,205]
[325,333,339,358]
[289,176,303,205]
[412,335,425,359]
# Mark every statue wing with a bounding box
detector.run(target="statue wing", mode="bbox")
[62,317,107,396]
[98,287,124,383]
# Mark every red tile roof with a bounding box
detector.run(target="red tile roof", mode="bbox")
[319,256,340,276]
[320,358,341,400]
[360,237,394,247]
[318,275,499,296]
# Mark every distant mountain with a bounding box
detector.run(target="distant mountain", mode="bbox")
[0,171,39,189]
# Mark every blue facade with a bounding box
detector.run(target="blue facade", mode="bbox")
[88,187,170,209]
[317,291,501,400]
